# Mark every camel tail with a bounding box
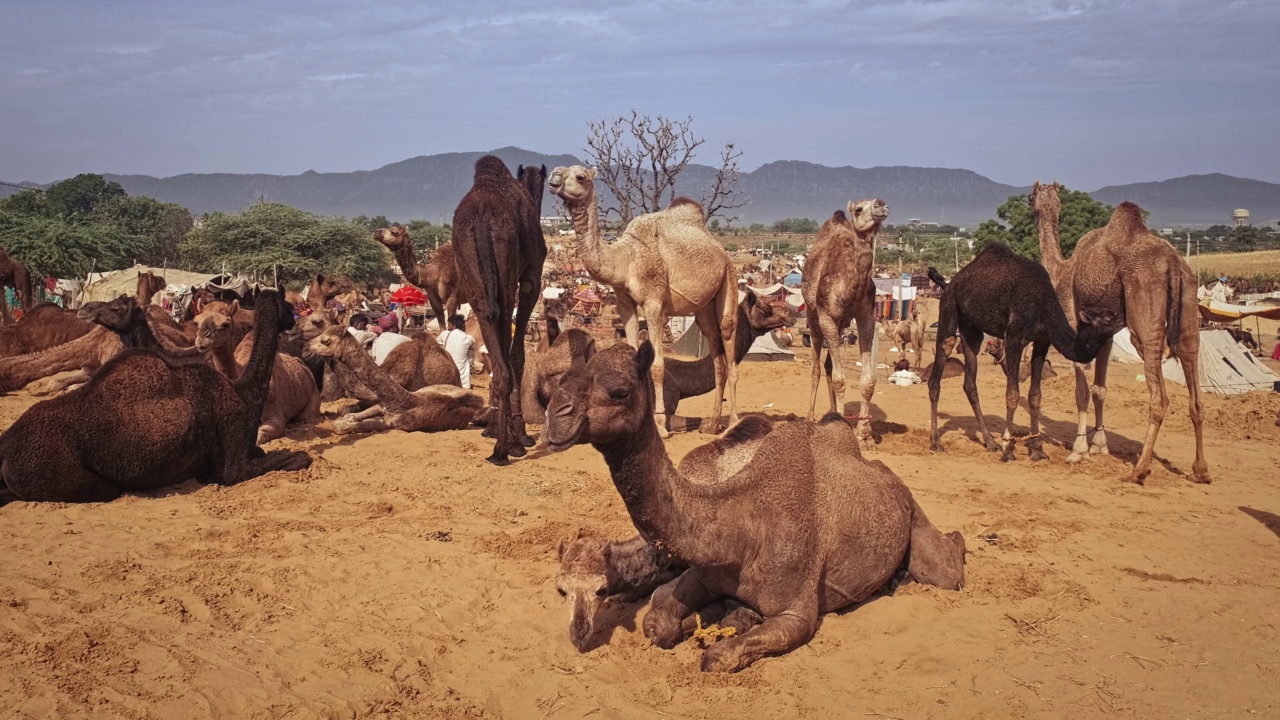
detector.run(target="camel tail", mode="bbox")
[719,264,737,343]
[1165,269,1183,352]
[473,214,509,330]
[927,267,948,290]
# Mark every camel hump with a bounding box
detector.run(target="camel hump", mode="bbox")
[718,414,774,446]
[667,197,706,222]
[1111,201,1148,232]
[474,154,511,180]
[830,210,848,223]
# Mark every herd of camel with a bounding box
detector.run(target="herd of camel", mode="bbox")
[0,157,1218,672]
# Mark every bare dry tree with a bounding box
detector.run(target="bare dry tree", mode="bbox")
[584,110,747,226]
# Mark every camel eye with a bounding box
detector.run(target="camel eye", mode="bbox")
[595,587,608,597]
[608,386,631,400]
[576,174,585,182]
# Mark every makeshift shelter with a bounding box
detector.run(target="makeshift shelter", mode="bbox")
[670,324,795,362]
[781,270,803,288]
[1109,328,1278,395]
[389,285,427,307]
[81,265,252,304]
[1197,300,1280,323]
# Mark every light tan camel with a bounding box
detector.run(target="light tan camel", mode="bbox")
[548,165,738,436]
[306,326,485,434]
[1031,181,1208,484]
[801,200,889,444]
[372,225,466,327]
[881,310,924,370]
[233,318,322,444]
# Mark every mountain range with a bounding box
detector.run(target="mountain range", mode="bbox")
[4,147,1277,227]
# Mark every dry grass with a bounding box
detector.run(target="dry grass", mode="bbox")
[1187,250,1280,278]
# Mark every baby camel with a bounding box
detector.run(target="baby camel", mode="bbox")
[556,531,683,652]
[306,326,484,434]
[544,341,965,672]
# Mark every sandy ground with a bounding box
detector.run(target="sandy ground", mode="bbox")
[2,331,1279,719]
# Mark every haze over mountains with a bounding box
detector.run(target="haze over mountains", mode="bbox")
[4,147,1277,228]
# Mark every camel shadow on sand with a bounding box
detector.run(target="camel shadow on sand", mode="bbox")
[1240,507,1280,541]
[579,598,647,653]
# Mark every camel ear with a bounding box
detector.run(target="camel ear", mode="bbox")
[540,164,547,176]
[586,167,598,180]
[743,291,757,309]
[228,300,239,318]
[635,341,655,377]
[557,537,567,560]
[847,201,857,216]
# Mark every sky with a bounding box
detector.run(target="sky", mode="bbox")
[2,0,1277,188]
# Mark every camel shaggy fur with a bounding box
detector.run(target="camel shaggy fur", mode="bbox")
[556,531,682,651]
[0,290,311,503]
[549,165,739,437]
[306,327,484,434]
[801,200,889,445]
[544,341,965,672]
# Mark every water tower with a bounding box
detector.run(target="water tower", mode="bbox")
[1233,208,1250,227]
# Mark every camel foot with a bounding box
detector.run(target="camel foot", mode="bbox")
[999,441,1016,462]
[700,639,745,673]
[1064,450,1086,464]
[1119,470,1147,485]
[508,444,527,459]
[930,438,945,453]
[984,440,1002,453]
[654,415,671,439]
[481,424,497,439]
[517,432,536,448]
[1188,471,1212,485]
[1028,444,1048,462]
[274,451,313,472]
[699,420,725,435]
[485,453,511,467]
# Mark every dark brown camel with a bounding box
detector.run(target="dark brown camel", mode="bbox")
[451,156,546,464]
[926,243,1113,461]
[372,225,466,328]
[0,250,33,325]
[544,341,966,672]
[0,303,92,358]
[0,289,310,503]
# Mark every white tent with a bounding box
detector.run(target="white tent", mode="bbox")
[1109,328,1277,395]
[670,325,794,362]
[81,265,253,304]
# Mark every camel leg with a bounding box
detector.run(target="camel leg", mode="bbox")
[507,277,539,453]
[806,323,827,422]
[906,499,966,590]
[643,569,720,649]
[1126,338,1169,485]
[957,324,999,452]
[854,312,877,446]
[334,417,393,434]
[478,303,515,465]
[929,303,959,452]
[256,415,286,445]
[1088,340,1113,457]
[699,601,819,673]
[0,290,11,325]
[642,301,671,439]
[247,450,312,476]
[1026,340,1050,462]
[1178,343,1211,484]
[997,338,1026,462]
[347,405,386,421]
[816,314,846,418]
[693,305,730,434]
[1066,359,1094,463]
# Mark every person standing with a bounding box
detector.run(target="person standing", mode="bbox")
[438,314,476,389]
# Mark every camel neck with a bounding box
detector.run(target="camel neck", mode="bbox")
[595,421,724,569]
[390,241,424,287]
[211,337,241,380]
[568,197,620,285]
[336,334,417,414]
[234,299,281,411]
[1037,212,1066,274]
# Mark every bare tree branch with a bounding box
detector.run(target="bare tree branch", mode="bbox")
[703,141,747,225]
[583,111,714,226]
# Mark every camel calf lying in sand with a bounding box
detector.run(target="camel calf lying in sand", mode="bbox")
[556,531,683,651]
[545,341,966,672]
[306,327,484,434]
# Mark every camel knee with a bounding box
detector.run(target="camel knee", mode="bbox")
[858,377,875,403]
[1090,385,1107,404]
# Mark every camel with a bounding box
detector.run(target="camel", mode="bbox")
[373,225,466,327]
[134,271,199,349]
[543,341,966,672]
[0,250,33,325]
[1031,181,1209,484]
[305,326,485,434]
[556,531,683,652]
[327,332,462,408]
[925,243,1112,462]
[985,338,1058,380]
[881,311,924,370]
[801,200,890,445]
[0,290,311,503]
[0,303,92,358]
[549,165,738,437]
[452,156,546,464]
[284,274,352,314]
[519,327,598,425]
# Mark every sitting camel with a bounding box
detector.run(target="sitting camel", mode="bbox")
[330,331,462,408]
[196,301,321,444]
[881,312,924,370]
[306,326,485,434]
[0,303,92,358]
[926,242,1112,462]
[0,290,311,503]
[557,531,683,652]
[544,341,966,672]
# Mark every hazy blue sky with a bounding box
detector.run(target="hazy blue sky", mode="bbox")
[2,0,1276,188]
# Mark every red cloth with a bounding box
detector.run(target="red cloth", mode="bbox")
[389,286,427,307]
[1271,343,1280,361]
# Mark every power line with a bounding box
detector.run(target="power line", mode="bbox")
[0,180,40,191]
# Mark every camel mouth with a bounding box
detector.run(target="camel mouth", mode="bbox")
[545,417,584,452]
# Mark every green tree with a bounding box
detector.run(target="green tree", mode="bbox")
[0,211,151,278]
[180,202,390,283]
[43,173,127,219]
[973,187,1113,259]
[92,195,194,265]
[1229,224,1264,250]
[771,218,819,233]
[0,188,48,216]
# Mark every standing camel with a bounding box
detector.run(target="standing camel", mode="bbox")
[1030,181,1209,484]
[548,165,738,436]
[372,225,465,328]
[451,156,546,465]
[0,250,33,325]
[801,200,889,445]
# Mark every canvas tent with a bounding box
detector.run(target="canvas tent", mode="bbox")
[81,265,253,304]
[1108,328,1277,395]
[670,288,797,362]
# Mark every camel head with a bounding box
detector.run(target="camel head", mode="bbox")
[548,165,597,206]
[298,311,330,342]
[556,531,610,651]
[846,199,889,234]
[194,301,238,353]
[518,164,548,203]
[742,292,796,333]
[372,225,410,250]
[545,341,655,451]
[136,272,165,305]
[1029,181,1062,217]
[78,295,139,330]
[312,274,354,302]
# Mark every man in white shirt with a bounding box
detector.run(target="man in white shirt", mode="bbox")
[371,314,412,365]
[437,314,475,389]
[346,315,377,352]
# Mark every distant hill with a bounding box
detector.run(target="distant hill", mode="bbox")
[4,149,1278,227]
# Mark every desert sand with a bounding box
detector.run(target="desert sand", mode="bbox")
[2,325,1279,719]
